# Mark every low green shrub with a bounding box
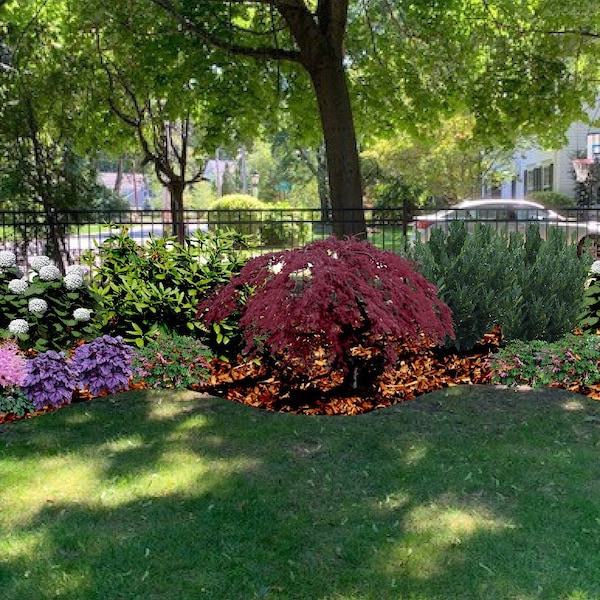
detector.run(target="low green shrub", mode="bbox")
[83,228,249,346]
[579,261,600,332]
[488,334,600,389]
[131,335,212,389]
[208,194,266,238]
[526,191,575,209]
[0,250,102,352]
[410,223,590,349]
[261,203,312,247]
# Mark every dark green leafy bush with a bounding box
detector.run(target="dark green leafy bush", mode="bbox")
[580,261,600,332]
[131,335,212,389]
[410,223,590,349]
[83,228,249,346]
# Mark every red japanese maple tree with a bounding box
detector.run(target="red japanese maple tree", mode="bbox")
[199,237,454,391]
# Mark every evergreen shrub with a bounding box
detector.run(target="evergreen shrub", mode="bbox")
[209,194,266,237]
[261,203,312,247]
[198,237,454,393]
[410,222,590,349]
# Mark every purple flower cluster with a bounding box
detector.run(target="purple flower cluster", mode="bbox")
[21,351,78,410]
[0,341,27,388]
[71,335,134,396]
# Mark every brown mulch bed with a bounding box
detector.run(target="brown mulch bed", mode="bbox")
[4,328,600,424]
[189,329,502,415]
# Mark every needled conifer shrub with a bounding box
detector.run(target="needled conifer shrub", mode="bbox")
[411,223,590,349]
[198,237,454,397]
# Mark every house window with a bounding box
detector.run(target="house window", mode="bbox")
[525,169,537,192]
[533,167,542,191]
[542,164,553,190]
[524,165,553,193]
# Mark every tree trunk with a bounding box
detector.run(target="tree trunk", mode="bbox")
[169,179,186,244]
[306,57,365,239]
[316,143,331,222]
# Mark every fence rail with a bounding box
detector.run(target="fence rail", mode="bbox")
[1,206,600,270]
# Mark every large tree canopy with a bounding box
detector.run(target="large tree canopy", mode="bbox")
[145,0,600,236]
[1,0,600,237]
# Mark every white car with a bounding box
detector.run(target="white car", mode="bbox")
[413,199,600,257]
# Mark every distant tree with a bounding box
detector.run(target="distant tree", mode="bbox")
[363,115,515,208]
[0,4,120,267]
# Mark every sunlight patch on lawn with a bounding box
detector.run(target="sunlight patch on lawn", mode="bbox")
[105,451,262,502]
[562,399,586,411]
[389,500,515,579]
[401,444,429,466]
[145,390,208,420]
[0,457,99,527]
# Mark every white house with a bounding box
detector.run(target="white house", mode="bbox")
[496,104,600,202]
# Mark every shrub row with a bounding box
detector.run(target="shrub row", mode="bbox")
[408,223,592,350]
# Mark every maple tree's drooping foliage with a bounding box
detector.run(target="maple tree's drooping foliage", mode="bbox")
[199,238,454,385]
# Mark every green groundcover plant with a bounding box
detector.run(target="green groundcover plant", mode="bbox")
[131,335,212,389]
[580,260,600,332]
[488,333,600,389]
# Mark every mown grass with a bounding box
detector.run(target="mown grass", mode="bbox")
[1,385,600,599]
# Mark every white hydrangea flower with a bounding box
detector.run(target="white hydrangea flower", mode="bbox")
[8,319,29,335]
[7,279,28,294]
[30,255,52,271]
[0,250,16,268]
[28,298,48,315]
[269,260,285,275]
[73,308,92,322]
[63,273,84,290]
[38,264,61,281]
[65,264,87,278]
[591,261,600,275]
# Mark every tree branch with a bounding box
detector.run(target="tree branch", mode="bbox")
[148,0,302,62]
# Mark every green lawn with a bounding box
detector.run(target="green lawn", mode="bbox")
[1,385,600,599]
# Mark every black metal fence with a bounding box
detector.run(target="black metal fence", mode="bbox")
[2,205,600,271]
[0,208,411,270]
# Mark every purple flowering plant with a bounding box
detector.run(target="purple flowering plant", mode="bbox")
[0,340,35,416]
[70,335,134,396]
[21,350,78,411]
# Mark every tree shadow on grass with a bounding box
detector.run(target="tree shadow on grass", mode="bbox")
[2,385,600,599]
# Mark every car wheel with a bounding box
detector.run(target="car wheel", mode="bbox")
[577,235,600,259]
